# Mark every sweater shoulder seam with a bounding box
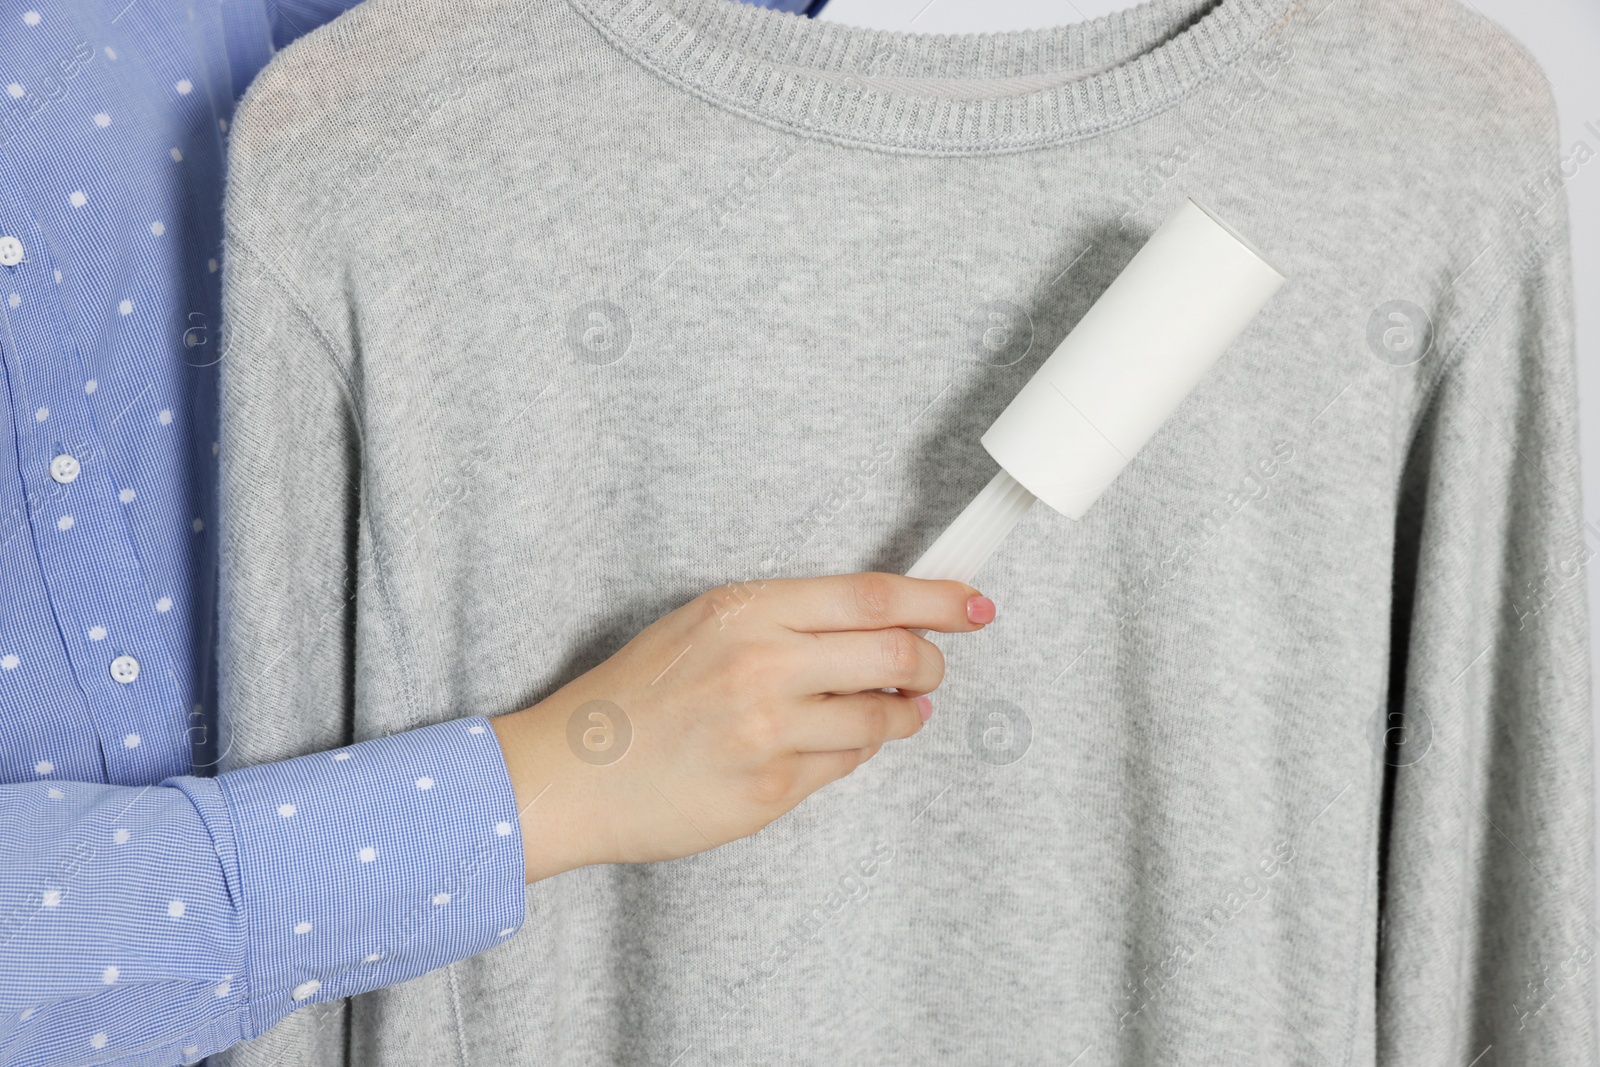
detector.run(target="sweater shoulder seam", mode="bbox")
[1403,216,1566,460]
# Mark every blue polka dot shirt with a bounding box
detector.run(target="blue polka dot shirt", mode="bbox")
[0,4,526,1064]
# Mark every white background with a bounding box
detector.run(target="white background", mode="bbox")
[821,0,1600,1026]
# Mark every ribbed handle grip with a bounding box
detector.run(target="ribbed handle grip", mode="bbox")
[903,468,1036,638]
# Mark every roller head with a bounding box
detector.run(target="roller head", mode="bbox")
[980,197,1286,520]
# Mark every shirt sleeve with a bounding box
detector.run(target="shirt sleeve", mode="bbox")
[1375,176,1596,1058]
[266,0,370,51]
[0,716,524,1067]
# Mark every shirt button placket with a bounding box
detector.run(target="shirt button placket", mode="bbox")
[0,204,188,785]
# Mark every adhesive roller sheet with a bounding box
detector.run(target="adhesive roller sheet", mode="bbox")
[904,197,1287,603]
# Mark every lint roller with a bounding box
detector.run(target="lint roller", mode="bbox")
[906,197,1287,591]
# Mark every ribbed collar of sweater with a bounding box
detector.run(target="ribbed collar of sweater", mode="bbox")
[566,0,1293,154]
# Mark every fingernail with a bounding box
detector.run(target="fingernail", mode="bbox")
[966,595,996,625]
[915,695,933,723]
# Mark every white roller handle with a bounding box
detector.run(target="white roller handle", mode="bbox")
[902,197,1286,639]
[904,469,1037,586]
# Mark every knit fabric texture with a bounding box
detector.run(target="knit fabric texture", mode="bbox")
[214,0,1595,1062]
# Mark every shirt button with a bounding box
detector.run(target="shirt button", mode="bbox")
[0,235,22,267]
[109,655,140,684]
[49,454,80,484]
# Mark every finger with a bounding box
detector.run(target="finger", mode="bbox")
[752,572,995,635]
[792,626,945,696]
[784,690,927,753]
[788,743,884,797]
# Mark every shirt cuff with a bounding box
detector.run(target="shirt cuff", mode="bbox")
[197,715,525,1038]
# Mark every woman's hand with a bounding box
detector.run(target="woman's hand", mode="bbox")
[491,573,997,883]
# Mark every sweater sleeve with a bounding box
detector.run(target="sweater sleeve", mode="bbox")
[1376,190,1596,1061]
[209,240,526,1065]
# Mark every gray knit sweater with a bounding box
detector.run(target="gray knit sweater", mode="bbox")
[214,0,1595,1063]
